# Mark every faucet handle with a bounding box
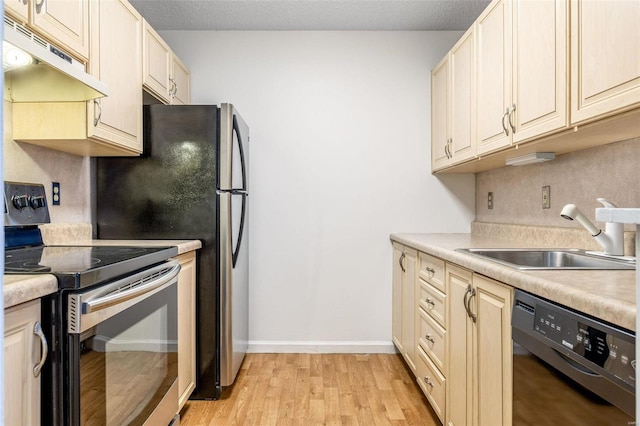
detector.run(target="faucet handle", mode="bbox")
[596,198,618,208]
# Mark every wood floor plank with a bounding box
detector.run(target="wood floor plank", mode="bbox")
[180,353,441,426]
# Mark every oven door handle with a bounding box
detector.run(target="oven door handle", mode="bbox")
[82,260,181,314]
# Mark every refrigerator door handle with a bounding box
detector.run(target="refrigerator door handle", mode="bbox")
[233,114,248,191]
[232,192,248,268]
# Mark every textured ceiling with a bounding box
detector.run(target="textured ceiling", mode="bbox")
[129,0,490,31]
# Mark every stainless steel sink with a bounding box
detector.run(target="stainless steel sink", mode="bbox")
[455,248,636,270]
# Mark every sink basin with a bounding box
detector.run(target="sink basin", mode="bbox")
[455,248,636,270]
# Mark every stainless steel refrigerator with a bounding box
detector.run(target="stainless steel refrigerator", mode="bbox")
[93,103,249,399]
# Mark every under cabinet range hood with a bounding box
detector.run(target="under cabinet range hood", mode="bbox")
[3,16,108,102]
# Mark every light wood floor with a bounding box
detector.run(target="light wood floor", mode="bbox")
[179,353,440,425]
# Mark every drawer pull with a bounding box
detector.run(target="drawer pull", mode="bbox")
[424,376,434,387]
[426,297,436,307]
[425,266,435,275]
[425,334,435,343]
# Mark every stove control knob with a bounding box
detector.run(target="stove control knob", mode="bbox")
[12,194,30,210]
[30,195,46,209]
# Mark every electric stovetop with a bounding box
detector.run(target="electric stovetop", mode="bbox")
[5,245,178,289]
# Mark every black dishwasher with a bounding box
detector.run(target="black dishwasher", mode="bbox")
[511,290,635,425]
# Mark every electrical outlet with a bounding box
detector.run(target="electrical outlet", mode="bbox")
[52,182,61,205]
[488,192,493,210]
[542,186,550,209]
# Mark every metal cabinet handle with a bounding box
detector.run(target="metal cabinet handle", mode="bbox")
[426,297,436,307]
[34,0,45,13]
[425,334,435,344]
[463,284,472,318]
[444,140,450,159]
[508,104,516,134]
[426,266,435,275]
[424,376,434,387]
[33,321,48,378]
[502,108,510,136]
[399,252,406,273]
[169,77,177,98]
[93,99,102,126]
[467,287,477,323]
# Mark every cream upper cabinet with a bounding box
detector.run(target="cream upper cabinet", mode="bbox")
[431,26,475,171]
[171,54,191,105]
[446,263,513,426]
[512,0,568,142]
[431,56,450,171]
[4,0,90,61]
[12,0,144,156]
[4,300,45,426]
[476,0,568,155]
[177,251,197,410]
[88,0,143,152]
[392,243,417,373]
[570,0,640,124]
[475,0,512,156]
[143,20,191,105]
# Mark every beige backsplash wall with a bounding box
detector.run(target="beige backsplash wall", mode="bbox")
[475,137,640,251]
[3,100,91,223]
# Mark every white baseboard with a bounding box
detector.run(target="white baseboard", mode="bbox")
[247,340,397,354]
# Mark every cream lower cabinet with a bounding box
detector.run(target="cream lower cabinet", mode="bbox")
[392,242,417,373]
[12,0,143,156]
[177,251,197,410]
[416,252,447,423]
[4,299,46,426]
[446,263,513,426]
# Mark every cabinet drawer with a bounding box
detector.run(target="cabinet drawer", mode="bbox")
[417,345,445,423]
[418,307,446,372]
[419,252,445,292]
[418,279,446,328]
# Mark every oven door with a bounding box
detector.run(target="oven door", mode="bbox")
[67,260,181,426]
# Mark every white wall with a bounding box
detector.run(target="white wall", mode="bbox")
[162,31,475,352]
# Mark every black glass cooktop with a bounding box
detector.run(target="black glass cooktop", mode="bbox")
[5,245,178,289]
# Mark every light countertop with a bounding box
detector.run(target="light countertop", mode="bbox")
[391,233,636,332]
[3,239,202,309]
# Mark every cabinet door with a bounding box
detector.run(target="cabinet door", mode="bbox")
[392,244,404,351]
[476,0,512,155]
[177,252,197,410]
[171,54,191,105]
[4,0,29,23]
[143,20,172,104]
[89,0,142,152]
[450,26,476,164]
[472,275,513,426]
[570,0,640,124]
[31,0,90,61]
[445,264,473,426]
[4,300,42,426]
[401,248,418,373]
[431,56,450,171]
[512,0,568,142]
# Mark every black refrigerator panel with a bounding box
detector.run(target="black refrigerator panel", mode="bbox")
[95,104,223,399]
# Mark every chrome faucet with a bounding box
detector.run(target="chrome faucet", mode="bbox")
[560,198,624,256]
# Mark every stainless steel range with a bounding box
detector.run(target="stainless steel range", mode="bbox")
[4,182,181,426]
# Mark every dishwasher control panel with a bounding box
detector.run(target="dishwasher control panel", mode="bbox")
[533,305,636,387]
